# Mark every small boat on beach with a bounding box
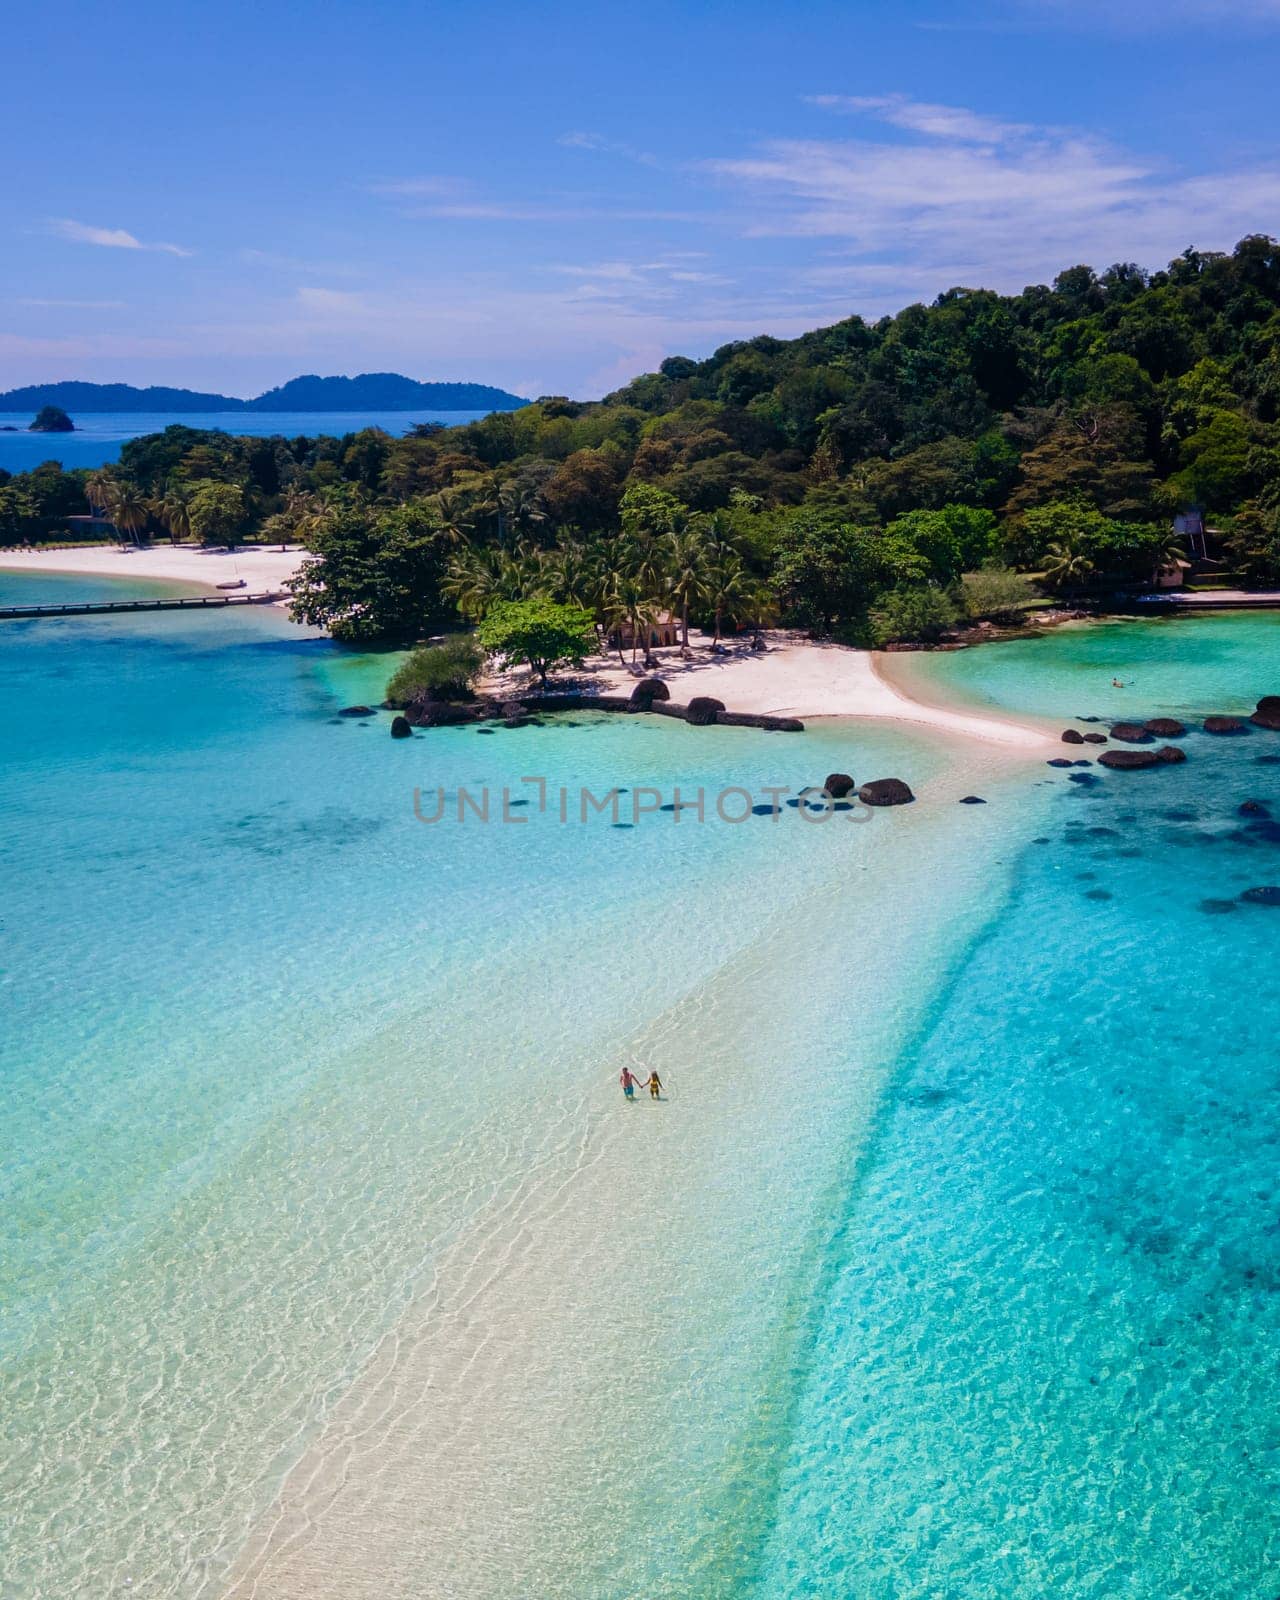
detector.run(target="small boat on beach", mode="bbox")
[216,579,246,590]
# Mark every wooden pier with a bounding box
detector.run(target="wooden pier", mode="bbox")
[0,592,284,621]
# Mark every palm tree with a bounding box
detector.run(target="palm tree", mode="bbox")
[497,480,548,545]
[84,470,116,519]
[104,481,150,547]
[664,527,708,649]
[152,483,192,544]
[603,572,659,665]
[434,489,476,547]
[1042,540,1097,595]
[705,551,755,644]
[1148,535,1188,587]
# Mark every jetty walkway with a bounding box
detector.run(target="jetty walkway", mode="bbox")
[0,592,285,621]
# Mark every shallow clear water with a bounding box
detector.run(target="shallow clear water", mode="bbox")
[3,601,1279,1597]
[889,609,1280,727]
[0,410,492,472]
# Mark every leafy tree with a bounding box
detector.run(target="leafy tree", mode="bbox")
[882,505,997,584]
[288,502,452,641]
[187,481,246,547]
[477,598,596,685]
[957,567,1038,620]
[386,634,485,704]
[868,586,959,646]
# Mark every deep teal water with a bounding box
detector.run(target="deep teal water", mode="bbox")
[3,598,1279,1597]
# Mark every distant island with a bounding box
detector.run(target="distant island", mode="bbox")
[0,374,529,414]
[29,405,75,433]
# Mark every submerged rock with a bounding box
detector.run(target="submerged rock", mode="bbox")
[1199,898,1238,915]
[824,772,855,798]
[1240,885,1280,905]
[1111,722,1153,743]
[1251,696,1280,730]
[1082,732,1108,744]
[1144,717,1186,737]
[1204,715,1246,734]
[1047,758,1075,768]
[390,715,412,739]
[1155,744,1187,764]
[858,777,915,807]
[406,696,486,727]
[1240,799,1271,817]
[959,795,986,804]
[1099,748,1161,770]
[338,704,374,718]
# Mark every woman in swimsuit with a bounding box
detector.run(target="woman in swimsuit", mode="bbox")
[645,1071,663,1100]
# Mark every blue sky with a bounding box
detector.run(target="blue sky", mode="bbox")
[5,0,1280,399]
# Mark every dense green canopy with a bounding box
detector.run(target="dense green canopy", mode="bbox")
[8,237,1280,638]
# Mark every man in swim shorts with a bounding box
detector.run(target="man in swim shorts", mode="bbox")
[620,1066,640,1101]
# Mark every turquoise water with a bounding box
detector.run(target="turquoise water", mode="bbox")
[891,609,1280,727]
[3,600,1279,1597]
[0,410,492,472]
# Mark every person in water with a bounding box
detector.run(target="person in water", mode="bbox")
[645,1071,663,1100]
[619,1066,641,1100]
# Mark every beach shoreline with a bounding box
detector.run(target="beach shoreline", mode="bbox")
[0,542,305,598]
[483,633,1054,751]
[0,546,1051,747]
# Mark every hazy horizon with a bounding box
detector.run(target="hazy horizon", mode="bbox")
[7,0,1280,400]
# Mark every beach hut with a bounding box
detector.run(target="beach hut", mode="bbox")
[614,609,682,649]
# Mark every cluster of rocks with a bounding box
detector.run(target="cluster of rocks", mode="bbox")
[813,772,915,806]
[394,679,805,735]
[1051,699,1280,773]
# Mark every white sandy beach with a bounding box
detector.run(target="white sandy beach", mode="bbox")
[0,543,306,596]
[486,634,1053,750]
[0,544,1048,747]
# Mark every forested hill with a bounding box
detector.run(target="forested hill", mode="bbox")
[10,238,1280,645]
[0,375,529,413]
[242,375,529,411]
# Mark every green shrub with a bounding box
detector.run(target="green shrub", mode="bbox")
[868,586,959,647]
[386,633,484,704]
[957,566,1038,621]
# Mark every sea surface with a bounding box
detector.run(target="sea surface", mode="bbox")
[2,588,1278,1597]
[0,411,491,472]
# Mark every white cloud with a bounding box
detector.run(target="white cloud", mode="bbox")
[805,94,1031,144]
[705,109,1280,307]
[48,219,192,256]
[557,130,659,166]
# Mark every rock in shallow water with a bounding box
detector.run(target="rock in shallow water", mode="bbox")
[1083,732,1108,744]
[338,704,374,718]
[1111,722,1153,743]
[1144,717,1186,737]
[1061,728,1085,745]
[1204,715,1246,735]
[1251,696,1280,730]
[1240,885,1280,905]
[390,715,412,739]
[858,777,915,807]
[824,772,855,798]
[685,695,726,726]
[1099,748,1161,770]
[959,795,986,804]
